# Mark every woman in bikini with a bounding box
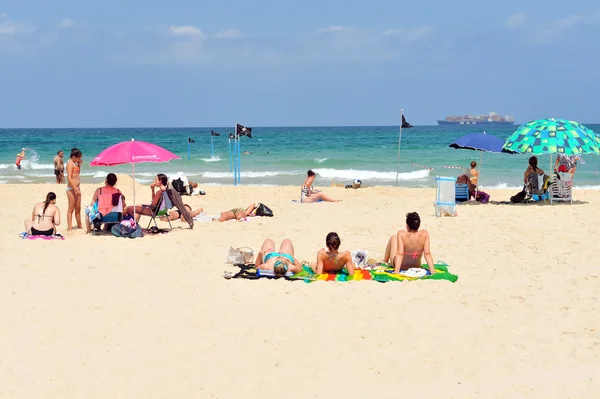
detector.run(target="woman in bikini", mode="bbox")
[124,173,168,221]
[314,232,355,275]
[217,203,257,222]
[25,192,61,236]
[383,212,435,275]
[66,147,83,231]
[255,238,303,276]
[300,170,340,203]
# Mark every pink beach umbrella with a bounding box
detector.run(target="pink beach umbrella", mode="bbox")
[89,139,181,219]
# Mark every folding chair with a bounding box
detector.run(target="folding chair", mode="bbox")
[549,172,573,204]
[92,194,124,236]
[146,191,173,230]
[455,184,469,203]
[434,176,457,218]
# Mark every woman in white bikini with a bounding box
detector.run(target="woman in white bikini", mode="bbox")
[383,212,435,274]
[300,170,340,203]
[25,192,61,236]
[314,232,355,275]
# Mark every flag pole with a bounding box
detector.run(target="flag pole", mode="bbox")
[233,124,238,186]
[237,127,241,184]
[187,139,191,161]
[396,109,404,187]
[228,134,232,172]
[211,134,214,158]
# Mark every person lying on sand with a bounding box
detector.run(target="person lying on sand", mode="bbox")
[301,169,340,203]
[217,203,257,222]
[383,212,435,274]
[160,204,203,222]
[314,232,355,275]
[255,238,303,276]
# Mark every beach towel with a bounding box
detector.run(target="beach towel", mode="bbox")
[224,261,458,283]
[19,232,65,240]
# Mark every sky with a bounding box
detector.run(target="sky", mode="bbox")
[1,1,599,128]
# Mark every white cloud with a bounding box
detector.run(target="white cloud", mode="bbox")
[506,12,528,29]
[0,15,35,35]
[530,14,582,43]
[316,25,350,35]
[383,26,433,42]
[167,25,205,38]
[56,18,75,30]
[214,28,243,39]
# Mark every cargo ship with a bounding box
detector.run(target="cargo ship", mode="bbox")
[437,111,515,126]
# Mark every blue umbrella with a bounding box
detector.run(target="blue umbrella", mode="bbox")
[449,132,516,153]
[448,132,516,197]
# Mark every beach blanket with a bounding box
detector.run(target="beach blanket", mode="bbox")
[19,232,65,240]
[224,261,458,283]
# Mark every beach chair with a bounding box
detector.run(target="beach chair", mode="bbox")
[549,172,573,204]
[525,172,549,202]
[92,194,124,236]
[166,188,194,229]
[146,191,173,230]
[455,184,469,203]
[434,176,456,218]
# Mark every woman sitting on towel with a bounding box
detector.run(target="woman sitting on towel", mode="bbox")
[314,232,355,275]
[255,238,303,276]
[124,173,168,221]
[524,156,544,183]
[383,212,435,275]
[300,170,340,203]
[161,204,203,222]
[25,192,61,236]
[217,203,257,222]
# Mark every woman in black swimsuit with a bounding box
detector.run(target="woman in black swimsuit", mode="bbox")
[24,192,61,236]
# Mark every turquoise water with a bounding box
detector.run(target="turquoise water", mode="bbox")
[1,125,599,189]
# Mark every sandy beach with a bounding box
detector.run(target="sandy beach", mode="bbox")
[1,178,599,398]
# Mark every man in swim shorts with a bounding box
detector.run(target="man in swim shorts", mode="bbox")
[53,150,65,184]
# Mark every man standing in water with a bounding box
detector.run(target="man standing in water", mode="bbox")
[15,148,27,170]
[53,150,65,184]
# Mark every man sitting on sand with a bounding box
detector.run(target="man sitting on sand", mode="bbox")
[383,212,435,275]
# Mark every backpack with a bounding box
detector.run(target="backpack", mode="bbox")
[255,203,274,217]
[510,190,527,204]
[172,178,189,195]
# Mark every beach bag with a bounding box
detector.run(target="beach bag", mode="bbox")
[510,190,527,203]
[255,203,274,217]
[475,190,490,204]
[111,220,143,238]
[172,178,188,195]
[227,247,254,264]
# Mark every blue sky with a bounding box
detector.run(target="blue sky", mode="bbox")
[1,1,599,127]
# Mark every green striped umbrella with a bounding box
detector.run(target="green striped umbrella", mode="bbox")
[502,119,600,156]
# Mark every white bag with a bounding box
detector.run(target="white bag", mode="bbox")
[351,250,368,267]
[227,247,254,264]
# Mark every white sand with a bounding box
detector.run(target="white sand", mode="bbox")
[1,180,599,398]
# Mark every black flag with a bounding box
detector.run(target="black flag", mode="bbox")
[211,130,220,136]
[188,137,195,143]
[236,123,252,138]
[401,115,413,129]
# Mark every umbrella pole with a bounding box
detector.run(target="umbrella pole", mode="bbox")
[474,152,482,200]
[132,163,136,222]
[396,109,404,187]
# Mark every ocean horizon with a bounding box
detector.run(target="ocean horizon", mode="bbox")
[2,125,599,190]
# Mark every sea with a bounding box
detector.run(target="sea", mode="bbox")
[1,125,599,189]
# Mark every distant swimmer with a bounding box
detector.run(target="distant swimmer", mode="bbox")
[243,151,252,155]
[15,148,27,170]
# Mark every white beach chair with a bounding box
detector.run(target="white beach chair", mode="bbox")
[549,172,573,204]
[434,176,457,218]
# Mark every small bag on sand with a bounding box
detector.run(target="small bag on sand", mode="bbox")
[227,247,254,264]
